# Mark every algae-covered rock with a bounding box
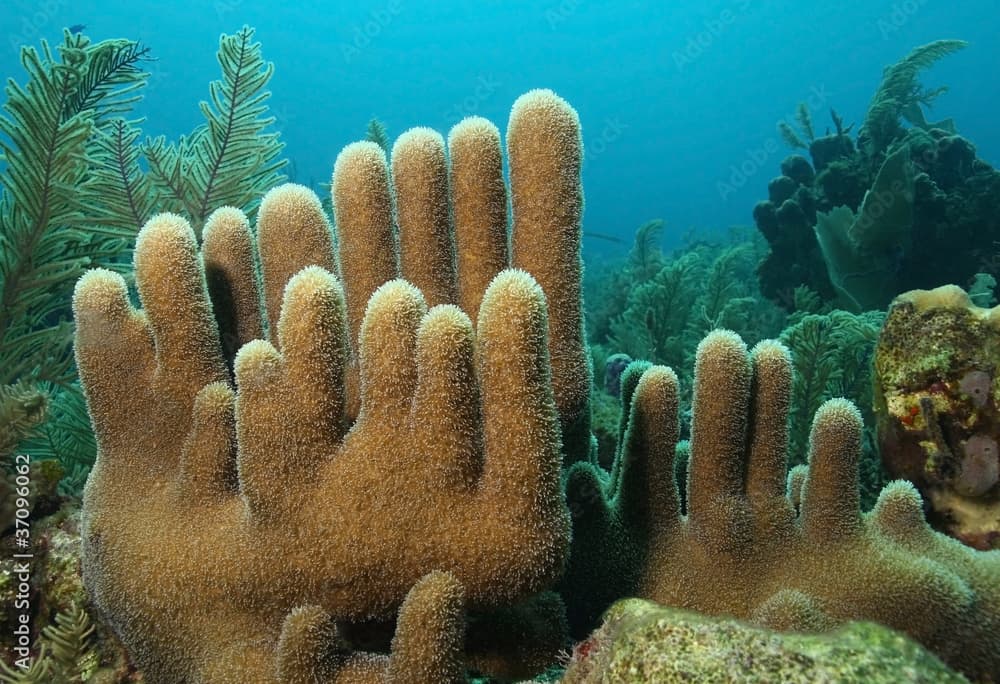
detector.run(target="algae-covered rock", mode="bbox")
[874,285,1000,549]
[563,599,966,683]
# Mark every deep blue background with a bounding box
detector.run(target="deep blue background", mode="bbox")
[3,0,996,259]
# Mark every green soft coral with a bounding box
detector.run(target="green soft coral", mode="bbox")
[142,26,286,235]
[0,33,153,482]
[780,309,885,507]
[0,32,146,390]
[606,232,782,395]
[858,39,967,159]
[0,27,288,492]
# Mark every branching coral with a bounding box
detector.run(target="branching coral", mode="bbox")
[0,31,150,394]
[563,330,1000,681]
[330,93,591,458]
[74,90,588,681]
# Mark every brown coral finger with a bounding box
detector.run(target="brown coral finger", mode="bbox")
[448,117,509,323]
[233,270,348,520]
[202,207,264,364]
[333,142,399,353]
[870,480,931,544]
[72,269,154,452]
[256,184,337,344]
[745,341,795,533]
[616,366,682,532]
[134,213,227,387]
[385,570,465,684]
[751,589,837,633]
[507,89,590,455]
[233,339,287,519]
[687,330,752,524]
[180,381,237,499]
[357,280,425,423]
[391,128,458,308]
[607,360,652,494]
[800,398,863,541]
[276,605,347,683]
[787,464,808,513]
[476,270,564,521]
[277,266,349,444]
[412,305,482,489]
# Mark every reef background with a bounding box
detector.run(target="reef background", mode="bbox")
[2,0,996,261]
[2,1,1000,682]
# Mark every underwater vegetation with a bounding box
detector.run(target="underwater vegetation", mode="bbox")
[601,224,782,389]
[1,25,999,684]
[0,26,286,502]
[584,223,889,508]
[755,40,1000,313]
[583,223,784,454]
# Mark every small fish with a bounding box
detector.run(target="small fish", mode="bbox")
[68,24,86,34]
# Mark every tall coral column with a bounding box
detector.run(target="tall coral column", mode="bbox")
[73,90,587,682]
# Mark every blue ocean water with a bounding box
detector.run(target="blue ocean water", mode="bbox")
[2,0,997,258]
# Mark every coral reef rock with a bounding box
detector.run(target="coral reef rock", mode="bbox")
[875,284,1000,550]
[563,600,967,683]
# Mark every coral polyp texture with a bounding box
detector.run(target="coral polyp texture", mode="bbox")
[875,284,1000,550]
[72,90,587,682]
[563,330,1000,681]
[332,89,590,449]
